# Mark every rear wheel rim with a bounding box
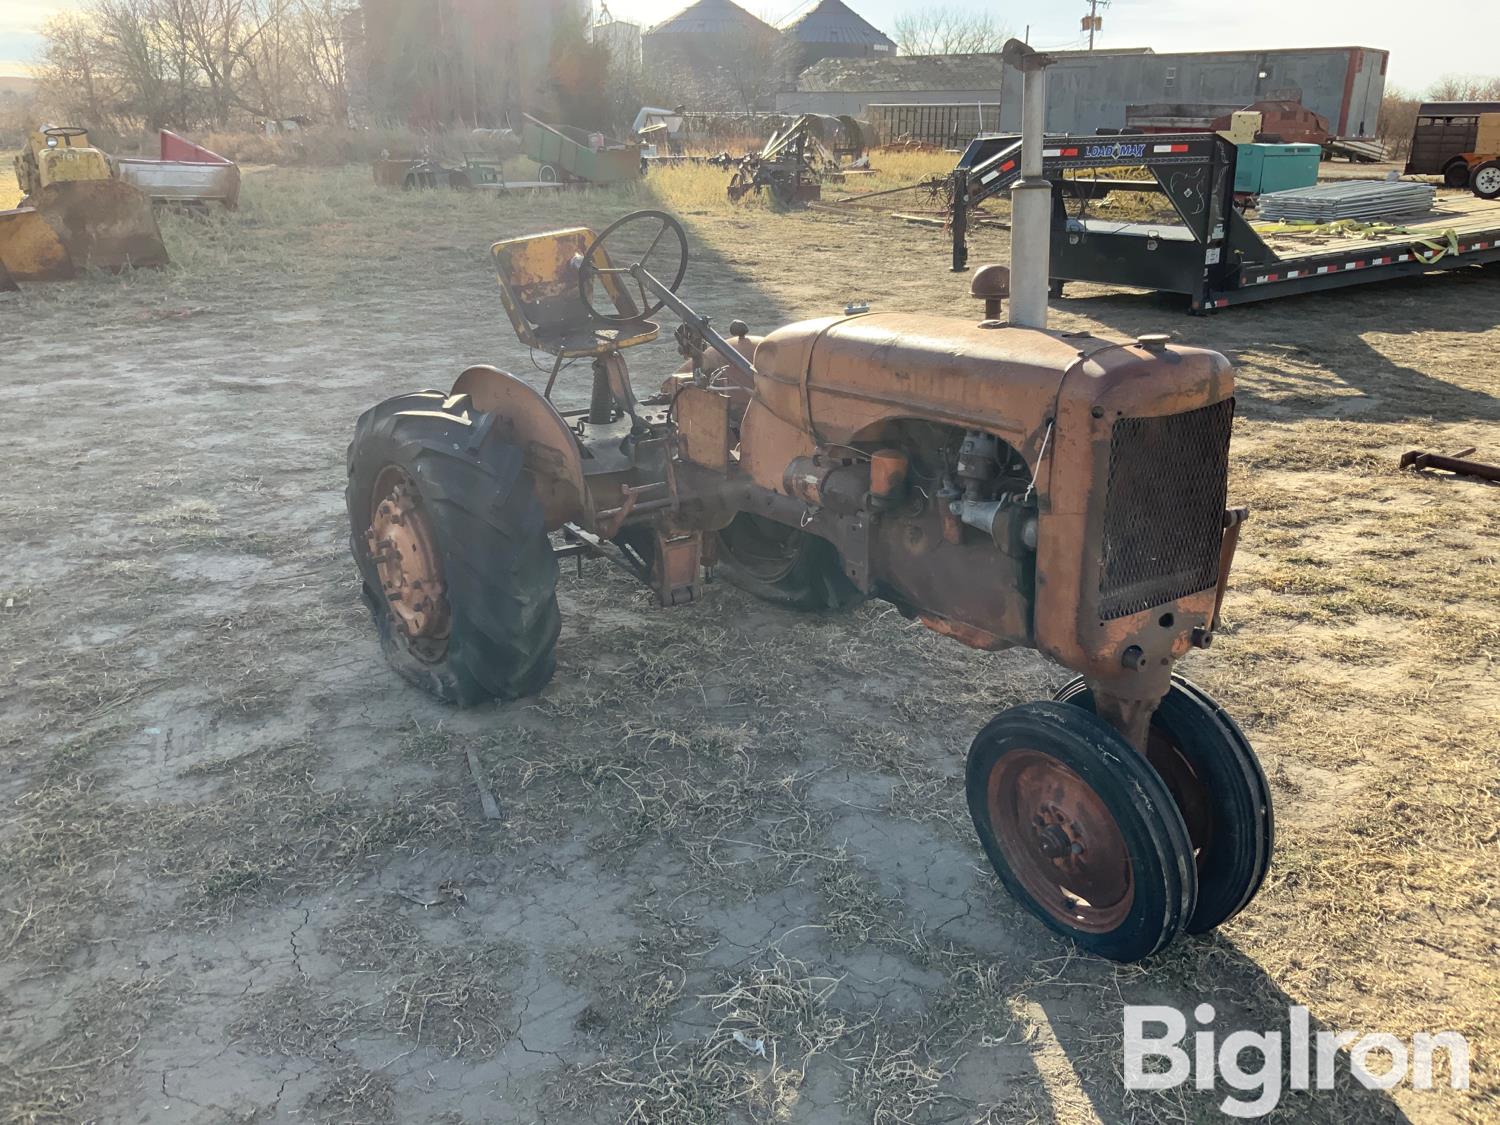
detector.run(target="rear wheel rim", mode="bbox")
[367,466,450,661]
[986,749,1135,932]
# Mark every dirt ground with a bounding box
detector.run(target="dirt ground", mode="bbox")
[1,166,1496,1124]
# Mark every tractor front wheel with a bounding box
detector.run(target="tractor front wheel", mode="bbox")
[1053,675,1273,933]
[966,702,1198,962]
[714,513,862,611]
[347,391,560,705]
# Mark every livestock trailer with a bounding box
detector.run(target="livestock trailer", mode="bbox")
[1405,102,1500,177]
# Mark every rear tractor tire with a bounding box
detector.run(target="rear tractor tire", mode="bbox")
[714,512,862,612]
[346,390,560,706]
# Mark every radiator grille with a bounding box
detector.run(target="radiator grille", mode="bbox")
[1098,399,1234,621]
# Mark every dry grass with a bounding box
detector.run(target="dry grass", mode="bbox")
[551,954,865,1124]
[2,159,1496,1123]
[0,975,174,1123]
[305,1061,399,1125]
[232,902,521,1060]
[0,149,19,208]
[0,733,468,970]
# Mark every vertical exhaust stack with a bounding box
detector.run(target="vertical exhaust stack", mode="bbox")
[1001,39,1055,329]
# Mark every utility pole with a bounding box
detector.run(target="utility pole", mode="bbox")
[1082,0,1109,49]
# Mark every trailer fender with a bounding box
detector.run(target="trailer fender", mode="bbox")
[450,365,588,530]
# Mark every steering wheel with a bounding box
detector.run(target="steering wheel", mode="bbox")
[44,126,89,139]
[578,209,688,325]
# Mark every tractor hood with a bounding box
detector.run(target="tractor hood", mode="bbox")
[749,312,1234,463]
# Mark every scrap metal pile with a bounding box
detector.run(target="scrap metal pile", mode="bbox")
[1257,180,1436,223]
[373,152,503,190]
[725,114,863,205]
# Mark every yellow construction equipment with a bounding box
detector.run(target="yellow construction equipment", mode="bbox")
[0,124,169,288]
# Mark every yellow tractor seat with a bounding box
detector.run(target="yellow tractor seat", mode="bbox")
[491,226,658,358]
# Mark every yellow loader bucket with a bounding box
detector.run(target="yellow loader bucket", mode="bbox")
[0,204,75,282]
[0,179,168,282]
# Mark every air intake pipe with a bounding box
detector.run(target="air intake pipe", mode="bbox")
[1001,38,1055,330]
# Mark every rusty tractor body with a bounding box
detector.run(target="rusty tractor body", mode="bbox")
[346,207,1273,963]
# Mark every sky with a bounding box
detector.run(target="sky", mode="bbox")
[2,0,1496,93]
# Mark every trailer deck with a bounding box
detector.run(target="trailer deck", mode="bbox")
[950,132,1500,310]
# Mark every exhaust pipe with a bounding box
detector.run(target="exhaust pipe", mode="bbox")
[1001,39,1055,330]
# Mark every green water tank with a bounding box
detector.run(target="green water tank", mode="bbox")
[1234,143,1321,195]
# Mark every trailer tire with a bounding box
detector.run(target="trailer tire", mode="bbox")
[715,513,862,612]
[1471,160,1500,200]
[347,391,560,706]
[1442,159,1472,189]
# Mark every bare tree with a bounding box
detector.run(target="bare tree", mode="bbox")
[293,0,349,125]
[890,6,1009,56]
[1427,74,1500,101]
[1378,86,1420,159]
[37,14,115,129]
[34,0,353,130]
[90,0,196,129]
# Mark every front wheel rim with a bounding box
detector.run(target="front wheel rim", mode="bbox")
[987,750,1135,932]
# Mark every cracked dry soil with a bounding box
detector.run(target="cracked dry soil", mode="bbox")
[1,168,1496,1123]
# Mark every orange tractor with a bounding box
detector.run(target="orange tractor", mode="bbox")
[346,48,1269,965]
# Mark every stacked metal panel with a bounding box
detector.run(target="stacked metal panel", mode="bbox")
[1256,180,1436,222]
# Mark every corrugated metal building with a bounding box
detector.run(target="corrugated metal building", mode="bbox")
[593,18,642,69]
[779,0,895,78]
[778,45,1388,139]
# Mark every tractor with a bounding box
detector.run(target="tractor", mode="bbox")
[0,124,168,287]
[345,43,1272,964]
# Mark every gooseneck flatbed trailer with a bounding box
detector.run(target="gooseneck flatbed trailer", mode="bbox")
[950,132,1500,311]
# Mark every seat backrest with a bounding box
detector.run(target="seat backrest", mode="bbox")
[492,227,592,346]
[491,226,639,350]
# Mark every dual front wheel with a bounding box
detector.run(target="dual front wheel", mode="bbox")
[967,677,1273,961]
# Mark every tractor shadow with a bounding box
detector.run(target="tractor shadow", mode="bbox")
[1039,937,1422,1123]
[1056,266,1500,425]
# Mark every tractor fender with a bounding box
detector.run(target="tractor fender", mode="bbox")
[450,365,588,530]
